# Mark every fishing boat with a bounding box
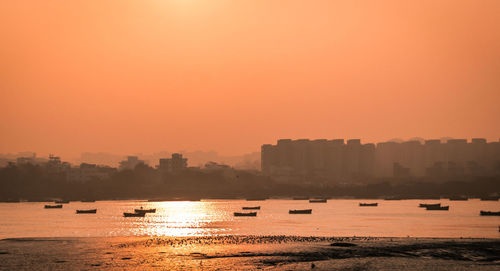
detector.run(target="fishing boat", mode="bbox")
[76,209,97,214]
[242,206,260,210]
[289,209,312,214]
[44,204,63,209]
[425,205,449,211]
[309,199,327,203]
[123,212,146,217]
[359,203,378,207]
[419,203,441,208]
[234,212,257,217]
[54,200,70,204]
[479,211,500,216]
[134,207,156,213]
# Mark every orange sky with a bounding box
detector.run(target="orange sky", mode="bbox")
[1,0,499,158]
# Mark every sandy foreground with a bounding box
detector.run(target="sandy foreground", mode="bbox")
[0,236,499,270]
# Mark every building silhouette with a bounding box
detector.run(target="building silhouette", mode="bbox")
[118,156,144,171]
[158,153,187,174]
[67,163,116,183]
[262,138,500,182]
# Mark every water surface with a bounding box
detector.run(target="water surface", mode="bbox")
[0,199,499,238]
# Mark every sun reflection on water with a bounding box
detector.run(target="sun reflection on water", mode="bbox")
[130,201,229,237]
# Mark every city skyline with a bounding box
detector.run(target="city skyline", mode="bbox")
[2,134,500,160]
[262,137,500,183]
[3,136,499,168]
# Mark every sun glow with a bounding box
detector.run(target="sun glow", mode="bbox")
[134,201,228,237]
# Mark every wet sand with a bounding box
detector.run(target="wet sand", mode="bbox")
[1,236,499,270]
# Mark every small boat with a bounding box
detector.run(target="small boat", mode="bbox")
[426,205,449,211]
[309,199,327,203]
[76,209,97,214]
[234,212,257,217]
[449,196,468,201]
[419,203,441,208]
[123,212,146,217]
[480,211,500,216]
[289,209,312,214]
[480,196,500,201]
[292,197,309,200]
[134,208,156,213]
[44,204,63,209]
[242,206,260,210]
[81,200,96,202]
[359,203,378,207]
[54,200,70,204]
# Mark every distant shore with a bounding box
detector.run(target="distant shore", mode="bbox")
[2,195,499,202]
[1,236,499,270]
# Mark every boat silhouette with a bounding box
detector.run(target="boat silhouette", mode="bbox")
[242,206,260,210]
[480,211,500,216]
[289,209,312,214]
[123,212,146,217]
[76,209,97,214]
[309,199,327,203]
[425,205,449,211]
[359,203,378,207]
[234,212,257,217]
[134,207,156,213]
[419,203,441,208]
[44,204,63,209]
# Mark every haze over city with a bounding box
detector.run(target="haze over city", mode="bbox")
[1,1,500,159]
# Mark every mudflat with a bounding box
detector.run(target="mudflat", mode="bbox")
[0,236,499,270]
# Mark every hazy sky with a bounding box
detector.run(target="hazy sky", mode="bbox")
[1,0,499,158]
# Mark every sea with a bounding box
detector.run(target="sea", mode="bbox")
[1,199,499,239]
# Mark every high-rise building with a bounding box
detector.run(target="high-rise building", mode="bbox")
[158,153,187,174]
[343,139,362,179]
[375,141,401,177]
[325,139,344,181]
[261,144,277,174]
[359,143,375,177]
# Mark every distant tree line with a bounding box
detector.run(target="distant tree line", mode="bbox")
[0,163,499,201]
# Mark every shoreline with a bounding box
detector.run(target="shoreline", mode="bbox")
[3,235,500,241]
[1,236,500,270]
